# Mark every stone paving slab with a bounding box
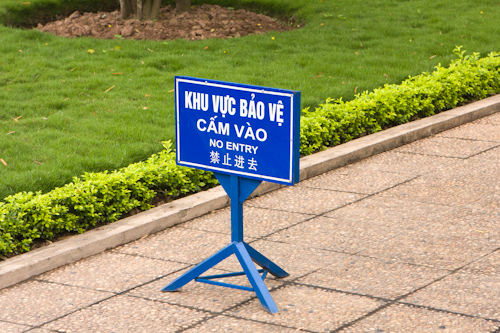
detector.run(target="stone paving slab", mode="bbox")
[443,157,500,180]
[340,303,500,332]
[0,280,113,327]
[247,186,366,215]
[184,315,299,332]
[436,121,500,141]
[0,322,31,333]
[462,250,500,276]
[404,270,500,321]
[333,200,499,241]
[115,226,248,271]
[182,206,314,238]
[343,150,463,178]
[226,284,385,332]
[266,216,399,254]
[384,152,500,182]
[379,173,497,210]
[425,211,500,241]
[324,196,457,231]
[296,254,450,300]
[37,251,187,294]
[472,146,500,162]
[298,167,416,195]
[43,295,208,332]
[358,231,498,270]
[393,136,500,159]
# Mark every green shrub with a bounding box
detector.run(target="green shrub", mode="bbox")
[0,141,218,255]
[1,49,500,256]
[300,48,500,155]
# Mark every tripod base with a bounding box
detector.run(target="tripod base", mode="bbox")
[161,241,288,314]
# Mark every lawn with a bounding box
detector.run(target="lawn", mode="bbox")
[1,0,500,200]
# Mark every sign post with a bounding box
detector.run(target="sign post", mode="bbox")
[162,76,300,313]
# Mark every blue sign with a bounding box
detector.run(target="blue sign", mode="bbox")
[175,76,301,185]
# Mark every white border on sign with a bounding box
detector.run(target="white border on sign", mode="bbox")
[175,78,296,184]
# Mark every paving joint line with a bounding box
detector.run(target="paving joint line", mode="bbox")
[440,136,496,142]
[395,150,469,159]
[330,246,500,331]
[391,245,500,302]
[438,134,500,144]
[31,278,122,294]
[173,272,307,332]
[261,177,419,244]
[404,152,471,160]
[466,143,500,158]
[0,319,37,332]
[110,249,197,266]
[25,265,213,332]
[400,142,500,159]
[255,192,376,241]
[222,314,318,333]
[126,292,216,315]
[331,301,394,333]
[291,245,500,332]
[395,301,500,325]
[23,292,118,332]
[299,185,372,196]
[350,252,455,271]
[327,286,500,332]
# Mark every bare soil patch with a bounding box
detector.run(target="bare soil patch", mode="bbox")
[36,4,296,40]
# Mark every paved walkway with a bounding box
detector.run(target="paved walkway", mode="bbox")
[1,112,500,332]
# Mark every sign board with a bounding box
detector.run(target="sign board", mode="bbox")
[175,76,301,185]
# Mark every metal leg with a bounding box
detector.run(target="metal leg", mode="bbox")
[244,243,289,278]
[233,242,279,314]
[161,243,234,292]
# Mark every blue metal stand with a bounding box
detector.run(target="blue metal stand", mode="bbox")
[161,173,289,314]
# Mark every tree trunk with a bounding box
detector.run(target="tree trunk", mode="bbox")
[136,0,143,20]
[119,0,131,19]
[130,0,137,15]
[151,0,162,20]
[120,0,166,20]
[142,0,152,19]
[176,0,191,13]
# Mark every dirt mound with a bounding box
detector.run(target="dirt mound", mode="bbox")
[36,4,295,40]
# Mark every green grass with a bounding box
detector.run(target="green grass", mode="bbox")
[1,0,500,200]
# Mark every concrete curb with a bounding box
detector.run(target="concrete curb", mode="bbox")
[1,94,499,290]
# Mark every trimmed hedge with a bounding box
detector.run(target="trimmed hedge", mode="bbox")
[0,142,217,255]
[1,48,500,256]
[300,48,500,155]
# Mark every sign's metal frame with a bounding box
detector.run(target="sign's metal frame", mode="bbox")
[174,76,301,185]
[162,77,301,314]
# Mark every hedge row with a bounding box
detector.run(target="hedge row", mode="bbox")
[1,49,500,256]
[300,48,500,155]
[0,142,218,255]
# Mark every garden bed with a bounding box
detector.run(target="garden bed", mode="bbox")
[36,4,296,40]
